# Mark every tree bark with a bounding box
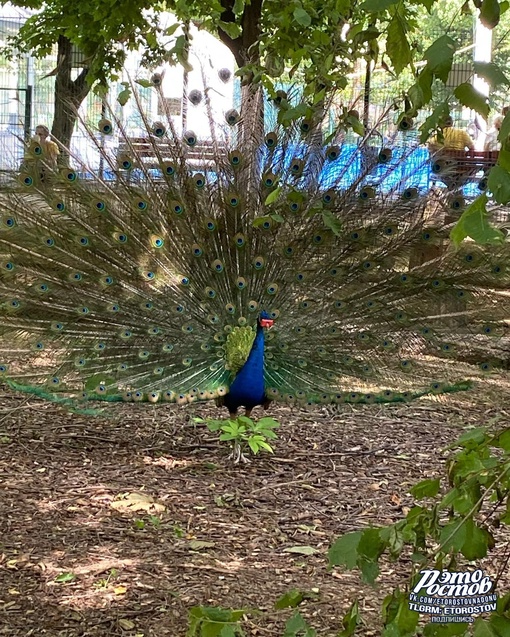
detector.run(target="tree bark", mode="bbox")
[218,0,265,139]
[51,35,91,163]
[218,0,263,73]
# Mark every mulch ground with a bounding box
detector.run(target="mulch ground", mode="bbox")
[1,383,509,637]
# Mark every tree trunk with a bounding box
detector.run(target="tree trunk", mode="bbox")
[51,35,91,163]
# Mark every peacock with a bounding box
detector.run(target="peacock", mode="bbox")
[0,73,509,434]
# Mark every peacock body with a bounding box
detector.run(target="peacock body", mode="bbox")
[0,77,509,416]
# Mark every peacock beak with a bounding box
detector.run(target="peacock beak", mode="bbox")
[260,318,274,329]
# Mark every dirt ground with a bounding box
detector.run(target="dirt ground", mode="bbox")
[1,383,509,637]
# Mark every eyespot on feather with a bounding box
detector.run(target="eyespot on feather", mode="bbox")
[378,148,392,163]
[117,153,132,170]
[152,121,166,137]
[229,150,243,167]
[265,132,278,148]
[98,118,113,135]
[188,89,203,105]
[225,109,240,125]
[183,130,197,146]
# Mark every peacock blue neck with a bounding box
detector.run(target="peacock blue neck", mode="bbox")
[225,322,266,410]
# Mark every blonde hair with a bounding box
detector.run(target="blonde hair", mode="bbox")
[35,125,50,138]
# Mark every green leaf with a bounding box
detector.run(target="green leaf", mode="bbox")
[450,194,505,245]
[439,487,460,510]
[328,531,362,568]
[410,478,440,499]
[55,572,76,583]
[473,618,499,637]
[293,8,312,27]
[218,21,242,39]
[346,114,365,136]
[338,600,361,637]
[257,417,279,429]
[232,0,245,14]
[283,612,316,637]
[423,35,456,82]
[256,440,274,453]
[488,165,510,204]
[265,186,281,205]
[499,113,510,144]
[164,23,180,37]
[384,593,419,635]
[454,82,489,119]
[386,12,412,75]
[455,427,487,447]
[423,621,469,635]
[473,61,510,87]
[193,607,245,624]
[275,589,305,610]
[495,429,510,452]
[117,87,131,106]
[187,607,205,636]
[270,214,285,222]
[461,519,490,560]
[360,558,380,584]
[135,78,153,88]
[489,615,510,636]
[283,545,319,555]
[480,0,500,28]
[322,210,342,235]
[358,527,385,560]
[417,67,434,105]
[498,148,510,171]
[439,519,467,552]
[359,0,398,10]
[419,102,449,144]
[219,432,237,441]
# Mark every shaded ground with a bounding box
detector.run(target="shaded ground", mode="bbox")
[1,384,509,636]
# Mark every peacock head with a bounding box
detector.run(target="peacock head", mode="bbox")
[258,310,274,329]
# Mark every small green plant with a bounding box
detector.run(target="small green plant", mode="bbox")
[54,572,76,584]
[185,593,356,636]
[133,516,161,531]
[95,568,118,589]
[187,606,246,636]
[173,523,185,538]
[196,415,280,463]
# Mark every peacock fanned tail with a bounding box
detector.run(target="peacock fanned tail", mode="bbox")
[0,77,508,411]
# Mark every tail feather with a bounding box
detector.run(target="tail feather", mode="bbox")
[0,75,508,408]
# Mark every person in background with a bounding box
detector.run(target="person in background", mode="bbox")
[21,124,60,182]
[428,116,474,153]
[33,125,59,168]
[484,115,503,152]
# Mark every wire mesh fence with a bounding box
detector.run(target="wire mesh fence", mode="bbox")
[0,9,503,205]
